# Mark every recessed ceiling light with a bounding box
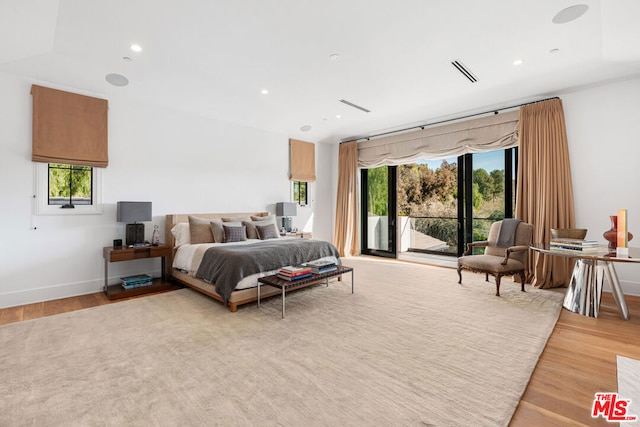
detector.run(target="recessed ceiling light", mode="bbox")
[552,4,588,24]
[513,59,523,66]
[261,89,269,95]
[330,54,340,61]
[123,56,132,62]
[336,114,342,119]
[300,125,312,132]
[130,44,142,52]
[105,73,129,87]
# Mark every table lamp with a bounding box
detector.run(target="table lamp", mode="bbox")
[117,201,152,246]
[276,202,297,232]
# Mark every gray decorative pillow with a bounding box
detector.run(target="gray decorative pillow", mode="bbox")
[223,224,247,243]
[243,219,276,239]
[256,223,279,240]
[188,216,214,244]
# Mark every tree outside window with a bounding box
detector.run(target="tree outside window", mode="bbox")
[293,181,307,205]
[48,163,93,207]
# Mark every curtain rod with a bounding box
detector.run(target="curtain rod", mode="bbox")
[343,96,560,143]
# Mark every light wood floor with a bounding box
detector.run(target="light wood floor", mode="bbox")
[1,283,638,426]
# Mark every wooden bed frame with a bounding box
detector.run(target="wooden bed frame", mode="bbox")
[165,212,328,312]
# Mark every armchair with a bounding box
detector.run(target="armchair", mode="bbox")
[457,220,534,296]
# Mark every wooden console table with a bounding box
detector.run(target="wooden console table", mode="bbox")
[103,244,172,300]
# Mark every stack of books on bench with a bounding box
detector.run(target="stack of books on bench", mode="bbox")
[305,259,338,274]
[277,266,313,281]
[121,274,153,289]
[549,238,599,253]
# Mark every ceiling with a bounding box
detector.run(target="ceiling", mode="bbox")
[2,0,639,144]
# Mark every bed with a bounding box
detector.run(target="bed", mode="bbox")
[165,212,341,312]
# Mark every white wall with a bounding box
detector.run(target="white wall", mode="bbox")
[0,72,334,308]
[562,76,640,295]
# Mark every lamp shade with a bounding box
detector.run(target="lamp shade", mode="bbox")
[276,202,297,217]
[117,201,152,222]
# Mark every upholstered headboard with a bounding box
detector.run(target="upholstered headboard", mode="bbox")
[164,212,270,276]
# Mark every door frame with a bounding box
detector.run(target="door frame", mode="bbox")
[360,166,397,258]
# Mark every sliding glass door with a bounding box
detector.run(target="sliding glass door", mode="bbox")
[360,166,397,258]
[360,148,517,259]
[398,158,459,256]
[460,149,516,254]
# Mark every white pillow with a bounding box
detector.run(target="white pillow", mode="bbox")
[171,223,191,247]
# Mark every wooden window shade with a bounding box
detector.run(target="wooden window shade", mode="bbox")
[31,85,108,168]
[289,138,316,182]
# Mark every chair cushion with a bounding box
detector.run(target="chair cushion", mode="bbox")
[458,254,524,274]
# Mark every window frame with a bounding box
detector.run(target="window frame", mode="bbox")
[35,162,103,215]
[292,181,308,206]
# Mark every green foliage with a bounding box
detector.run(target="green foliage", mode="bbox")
[472,182,482,210]
[367,166,389,216]
[396,158,509,253]
[293,182,307,205]
[48,164,91,199]
[490,169,505,200]
[472,168,492,201]
[398,161,458,216]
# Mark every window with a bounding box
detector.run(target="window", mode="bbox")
[292,181,307,205]
[35,163,102,215]
[48,163,93,207]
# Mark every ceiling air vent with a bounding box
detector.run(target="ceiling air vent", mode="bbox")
[339,99,371,113]
[451,60,478,83]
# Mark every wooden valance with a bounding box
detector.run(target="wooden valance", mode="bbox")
[289,138,316,182]
[31,85,108,167]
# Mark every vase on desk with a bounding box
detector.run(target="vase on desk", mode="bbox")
[603,215,633,250]
[151,225,160,246]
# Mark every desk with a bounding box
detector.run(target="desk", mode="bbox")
[530,244,640,320]
[103,244,172,300]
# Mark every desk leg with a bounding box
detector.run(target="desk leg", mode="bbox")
[104,259,109,292]
[563,259,604,318]
[603,262,630,320]
[282,287,285,319]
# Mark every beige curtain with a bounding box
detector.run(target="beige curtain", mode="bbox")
[289,139,316,182]
[31,85,108,167]
[334,141,359,257]
[516,99,575,288]
[358,110,519,167]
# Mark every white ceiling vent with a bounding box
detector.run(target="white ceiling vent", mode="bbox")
[451,60,478,83]
[339,99,371,113]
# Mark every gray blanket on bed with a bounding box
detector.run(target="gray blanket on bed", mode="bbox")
[195,239,341,304]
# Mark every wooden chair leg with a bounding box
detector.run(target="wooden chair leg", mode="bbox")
[495,274,502,296]
[519,272,525,292]
[457,265,462,284]
[485,272,489,282]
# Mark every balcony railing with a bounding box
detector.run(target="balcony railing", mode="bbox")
[400,216,497,256]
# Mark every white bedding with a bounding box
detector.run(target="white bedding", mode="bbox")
[173,238,338,291]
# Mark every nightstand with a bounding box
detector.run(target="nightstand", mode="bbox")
[103,244,172,300]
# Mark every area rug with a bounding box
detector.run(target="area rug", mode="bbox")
[0,257,564,426]
[617,355,640,419]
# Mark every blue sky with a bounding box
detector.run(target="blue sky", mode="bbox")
[418,150,504,172]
